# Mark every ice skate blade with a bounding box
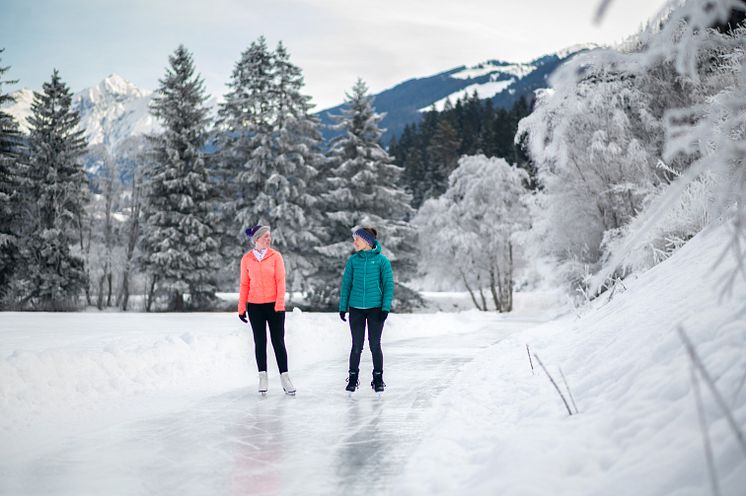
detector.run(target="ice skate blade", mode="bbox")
[284,390,296,396]
[375,391,383,399]
[259,391,268,396]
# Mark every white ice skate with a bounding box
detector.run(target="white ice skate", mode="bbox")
[281,372,296,396]
[258,371,268,395]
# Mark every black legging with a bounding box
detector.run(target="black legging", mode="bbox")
[348,307,385,373]
[247,302,288,373]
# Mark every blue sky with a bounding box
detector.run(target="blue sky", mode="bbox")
[1,0,667,110]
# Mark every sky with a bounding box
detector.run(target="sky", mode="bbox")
[1,0,669,110]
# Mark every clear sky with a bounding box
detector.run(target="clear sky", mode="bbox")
[1,0,668,110]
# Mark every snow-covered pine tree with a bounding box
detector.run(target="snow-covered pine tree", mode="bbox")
[216,38,325,300]
[17,69,89,310]
[215,37,275,281]
[140,45,219,311]
[0,49,23,304]
[314,79,419,310]
[270,41,325,295]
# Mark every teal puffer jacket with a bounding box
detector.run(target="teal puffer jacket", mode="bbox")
[339,241,394,312]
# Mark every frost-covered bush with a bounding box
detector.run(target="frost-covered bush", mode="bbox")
[518,0,746,294]
[414,155,529,311]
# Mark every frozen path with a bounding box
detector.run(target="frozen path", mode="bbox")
[2,317,539,496]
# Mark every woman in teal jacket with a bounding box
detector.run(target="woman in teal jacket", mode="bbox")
[339,227,394,394]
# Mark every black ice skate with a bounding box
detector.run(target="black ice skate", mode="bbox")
[345,370,359,396]
[371,371,385,397]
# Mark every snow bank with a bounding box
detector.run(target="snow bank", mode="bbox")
[397,223,746,495]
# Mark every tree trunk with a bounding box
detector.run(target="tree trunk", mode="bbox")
[489,264,500,311]
[106,272,113,307]
[96,272,105,310]
[460,269,484,311]
[120,268,130,311]
[145,275,157,312]
[478,286,488,312]
[499,241,514,313]
[170,290,184,312]
[120,170,141,311]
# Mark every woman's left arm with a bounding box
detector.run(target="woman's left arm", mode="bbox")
[380,257,394,312]
[275,253,287,312]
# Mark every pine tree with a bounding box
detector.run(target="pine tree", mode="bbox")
[270,41,325,294]
[217,38,325,298]
[0,49,23,303]
[426,118,461,197]
[314,79,419,310]
[140,45,219,311]
[18,69,89,310]
[215,36,275,276]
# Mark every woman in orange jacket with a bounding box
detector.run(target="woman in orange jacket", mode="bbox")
[238,224,296,396]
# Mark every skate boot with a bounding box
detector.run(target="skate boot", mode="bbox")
[281,372,296,396]
[258,371,268,395]
[345,370,359,395]
[371,370,385,395]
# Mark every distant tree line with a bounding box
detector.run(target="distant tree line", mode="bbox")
[389,94,533,209]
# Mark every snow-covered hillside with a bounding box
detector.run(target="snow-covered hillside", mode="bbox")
[397,222,746,495]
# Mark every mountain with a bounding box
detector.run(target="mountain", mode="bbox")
[317,44,598,145]
[0,45,598,173]
[2,74,161,154]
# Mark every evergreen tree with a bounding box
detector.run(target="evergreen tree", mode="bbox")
[314,79,418,310]
[270,41,325,293]
[216,38,324,297]
[0,49,23,303]
[17,69,89,310]
[426,118,461,197]
[215,36,275,278]
[140,45,219,311]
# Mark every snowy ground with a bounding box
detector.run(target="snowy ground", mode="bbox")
[1,224,745,495]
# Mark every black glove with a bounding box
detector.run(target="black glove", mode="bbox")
[380,309,389,322]
[339,311,347,322]
[238,312,248,323]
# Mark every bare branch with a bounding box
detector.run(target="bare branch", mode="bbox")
[534,353,574,416]
[678,325,746,458]
[691,364,721,496]
[559,367,580,414]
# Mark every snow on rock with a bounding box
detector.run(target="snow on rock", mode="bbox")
[396,222,746,496]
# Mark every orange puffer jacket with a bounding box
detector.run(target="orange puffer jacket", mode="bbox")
[237,248,287,313]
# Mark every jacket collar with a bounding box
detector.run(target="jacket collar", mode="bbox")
[252,247,277,261]
[355,240,381,257]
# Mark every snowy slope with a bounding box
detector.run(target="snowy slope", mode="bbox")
[396,222,746,496]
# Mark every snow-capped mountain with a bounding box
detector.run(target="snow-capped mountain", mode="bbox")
[318,44,599,144]
[2,74,161,154]
[73,73,160,152]
[2,88,35,133]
